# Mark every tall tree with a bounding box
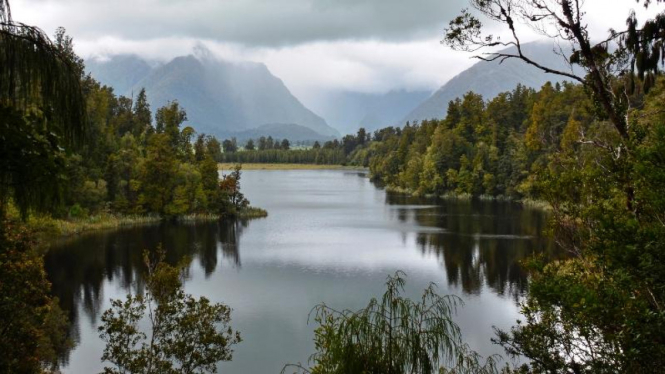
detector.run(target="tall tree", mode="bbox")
[0,2,82,371]
[0,0,86,216]
[133,88,152,135]
[155,100,187,154]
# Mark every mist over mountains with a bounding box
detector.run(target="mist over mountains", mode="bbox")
[87,42,581,140]
[403,42,581,124]
[306,42,581,134]
[86,52,340,140]
[307,89,432,135]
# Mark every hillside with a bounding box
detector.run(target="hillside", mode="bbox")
[403,42,580,123]
[309,89,431,135]
[86,55,153,96]
[85,54,340,139]
[232,123,336,142]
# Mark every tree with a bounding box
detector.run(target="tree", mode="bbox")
[313,141,321,149]
[283,272,501,374]
[357,127,368,145]
[281,138,291,150]
[0,3,82,371]
[222,138,238,153]
[258,136,268,151]
[0,1,86,216]
[445,1,665,371]
[141,134,178,216]
[194,134,207,162]
[245,139,256,151]
[0,219,71,373]
[199,154,221,211]
[206,136,222,161]
[133,88,152,135]
[99,248,241,374]
[444,0,664,141]
[219,164,249,214]
[155,101,187,153]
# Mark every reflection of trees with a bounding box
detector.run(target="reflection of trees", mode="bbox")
[385,193,560,299]
[219,219,249,267]
[44,218,250,363]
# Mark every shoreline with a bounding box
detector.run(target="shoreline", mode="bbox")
[25,208,268,243]
[218,163,367,171]
[383,185,552,210]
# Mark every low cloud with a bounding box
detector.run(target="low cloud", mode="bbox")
[13,0,467,46]
[12,0,664,107]
[78,36,472,100]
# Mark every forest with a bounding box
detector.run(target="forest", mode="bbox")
[4,31,263,223]
[3,0,665,372]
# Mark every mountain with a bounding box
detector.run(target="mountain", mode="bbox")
[85,53,340,139]
[86,55,153,96]
[357,90,432,131]
[308,89,431,136]
[232,123,336,142]
[403,42,580,123]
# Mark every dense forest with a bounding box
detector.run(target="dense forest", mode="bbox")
[5,33,260,222]
[359,82,584,200]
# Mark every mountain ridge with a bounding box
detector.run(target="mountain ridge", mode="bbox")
[403,42,581,124]
[86,53,341,139]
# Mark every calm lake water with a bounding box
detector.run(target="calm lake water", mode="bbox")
[46,169,553,373]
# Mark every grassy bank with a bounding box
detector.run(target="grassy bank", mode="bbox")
[384,185,552,210]
[218,163,367,171]
[12,207,267,242]
[25,213,219,240]
[235,206,269,218]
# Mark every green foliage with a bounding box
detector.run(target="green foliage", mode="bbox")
[222,129,374,166]
[218,164,251,216]
[0,11,85,216]
[284,272,502,374]
[0,218,71,373]
[358,75,665,372]
[366,83,577,200]
[29,60,255,220]
[99,248,241,374]
[223,148,346,165]
[492,79,665,373]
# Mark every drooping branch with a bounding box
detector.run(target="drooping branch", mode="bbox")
[0,0,86,216]
[0,2,85,147]
[443,0,655,140]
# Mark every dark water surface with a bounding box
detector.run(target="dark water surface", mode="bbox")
[47,170,553,373]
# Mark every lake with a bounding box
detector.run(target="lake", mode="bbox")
[46,169,553,373]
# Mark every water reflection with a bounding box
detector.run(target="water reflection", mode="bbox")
[44,219,247,356]
[46,170,554,373]
[384,194,556,300]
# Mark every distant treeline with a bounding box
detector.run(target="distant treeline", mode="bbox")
[220,130,371,165]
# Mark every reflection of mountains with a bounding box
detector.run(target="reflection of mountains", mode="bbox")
[385,194,557,299]
[44,219,249,362]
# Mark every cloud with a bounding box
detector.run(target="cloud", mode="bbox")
[11,0,665,106]
[78,36,472,98]
[12,0,468,46]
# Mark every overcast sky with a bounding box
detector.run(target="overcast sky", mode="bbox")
[11,0,664,102]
